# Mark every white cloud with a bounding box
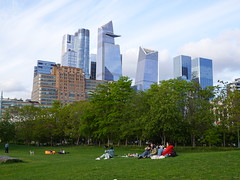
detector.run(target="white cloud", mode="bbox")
[122,48,138,81]
[158,49,172,81]
[0,79,27,92]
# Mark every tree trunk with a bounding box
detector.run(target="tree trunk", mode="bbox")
[223,132,226,147]
[125,138,128,146]
[76,136,80,145]
[51,137,53,146]
[87,136,90,145]
[192,134,196,147]
[237,125,240,148]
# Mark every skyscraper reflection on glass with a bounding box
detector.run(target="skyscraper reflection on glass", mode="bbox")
[192,57,213,89]
[173,55,191,81]
[135,47,158,91]
[34,60,56,77]
[96,21,122,81]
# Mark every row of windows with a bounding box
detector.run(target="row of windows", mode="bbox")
[39,78,56,82]
[39,75,55,79]
[40,91,58,95]
[40,98,55,102]
[40,88,58,91]
[39,95,57,98]
[40,82,56,86]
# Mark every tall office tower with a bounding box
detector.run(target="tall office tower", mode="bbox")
[61,34,77,67]
[96,21,122,81]
[61,29,90,78]
[74,29,90,78]
[90,54,97,80]
[173,55,191,81]
[192,57,213,89]
[61,34,75,57]
[135,47,158,91]
[34,60,56,77]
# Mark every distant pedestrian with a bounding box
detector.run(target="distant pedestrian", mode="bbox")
[5,143,9,153]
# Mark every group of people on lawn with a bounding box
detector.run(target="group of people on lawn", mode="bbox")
[138,142,175,159]
[96,142,176,160]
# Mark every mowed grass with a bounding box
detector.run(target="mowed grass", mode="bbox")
[0,144,240,180]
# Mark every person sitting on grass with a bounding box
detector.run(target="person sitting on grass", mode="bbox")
[157,142,174,157]
[138,143,157,159]
[58,149,66,154]
[96,147,114,160]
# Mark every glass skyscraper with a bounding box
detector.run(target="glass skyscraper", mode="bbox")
[96,21,122,81]
[90,54,97,80]
[173,55,191,81]
[135,47,158,91]
[192,57,213,89]
[61,29,90,78]
[34,60,56,77]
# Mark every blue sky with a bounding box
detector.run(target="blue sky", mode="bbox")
[1,0,240,99]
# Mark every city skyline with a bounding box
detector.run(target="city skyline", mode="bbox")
[1,0,240,99]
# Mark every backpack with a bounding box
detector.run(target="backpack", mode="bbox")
[170,150,177,157]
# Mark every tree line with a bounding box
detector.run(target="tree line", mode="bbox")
[0,77,240,147]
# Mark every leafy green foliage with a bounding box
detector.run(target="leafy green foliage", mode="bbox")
[1,78,240,147]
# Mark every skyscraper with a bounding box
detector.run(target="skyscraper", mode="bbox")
[34,60,56,77]
[90,54,97,80]
[135,47,158,91]
[192,57,213,89]
[61,29,90,78]
[96,21,122,81]
[173,55,191,81]
[61,34,77,67]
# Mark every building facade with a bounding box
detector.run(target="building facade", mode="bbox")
[173,55,191,81]
[192,57,213,89]
[34,60,56,77]
[31,73,57,106]
[228,78,240,91]
[61,29,90,78]
[90,54,97,80]
[85,79,107,99]
[0,93,40,118]
[135,47,158,91]
[52,65,86,104]
[96,21,122,81]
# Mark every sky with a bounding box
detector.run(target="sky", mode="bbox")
[0,0,240,100]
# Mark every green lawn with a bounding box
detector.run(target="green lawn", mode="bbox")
[0,144,240,180]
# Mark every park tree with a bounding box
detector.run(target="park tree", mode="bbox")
[64,101,95,145]
[119,90,148,146]
[91,76,134,145]
[14,105,42,144]
[0,119,15,142]
[226,88,240,148]
[212,81,230,147]
[144,79,193,144]
[184,83,215,147]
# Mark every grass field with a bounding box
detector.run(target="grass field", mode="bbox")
[0,144,240,180]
